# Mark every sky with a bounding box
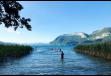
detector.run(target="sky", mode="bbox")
[0,1,111,44]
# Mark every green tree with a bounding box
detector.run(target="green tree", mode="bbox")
[0,1,31,31]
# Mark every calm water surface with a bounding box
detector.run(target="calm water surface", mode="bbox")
[0,45,111,75]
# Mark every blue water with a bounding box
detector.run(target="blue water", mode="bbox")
[0,45,111,75]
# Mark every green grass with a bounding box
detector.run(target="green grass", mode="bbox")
[74,42,111,60]
[0,44,33,58]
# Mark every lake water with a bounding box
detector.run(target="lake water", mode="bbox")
[0,45,111,75]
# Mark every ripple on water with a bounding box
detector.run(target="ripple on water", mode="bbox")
[0,45,111,75]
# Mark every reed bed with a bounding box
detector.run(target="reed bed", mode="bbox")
[74,42,111,60]
[0,44,33,58]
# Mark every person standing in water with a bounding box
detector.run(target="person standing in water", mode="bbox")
[60,49,64,60]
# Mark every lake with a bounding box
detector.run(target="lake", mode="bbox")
[0,45,111,75]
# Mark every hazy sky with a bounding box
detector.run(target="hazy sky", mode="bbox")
[0,1,111,43]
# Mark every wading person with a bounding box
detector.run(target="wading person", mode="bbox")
[60,49,64,60]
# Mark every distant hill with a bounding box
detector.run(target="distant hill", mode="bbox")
[0,41,5,45]
[29,43,50,46]
[50,32,89,45]
[89,27,111,40]
[50,27,111,45]
[0,41,19,45]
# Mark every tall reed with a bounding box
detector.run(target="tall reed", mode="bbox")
[74,42,111,60]
[0,44,33,58]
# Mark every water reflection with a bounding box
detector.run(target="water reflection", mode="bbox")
[61,58,64,65]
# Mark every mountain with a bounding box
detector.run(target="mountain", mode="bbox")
[50,27,111,45]
[0,41,5,45]
[50,32,89,45]
[0,41,17,45]
[29,43,50,46]
[89,27,111,40]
